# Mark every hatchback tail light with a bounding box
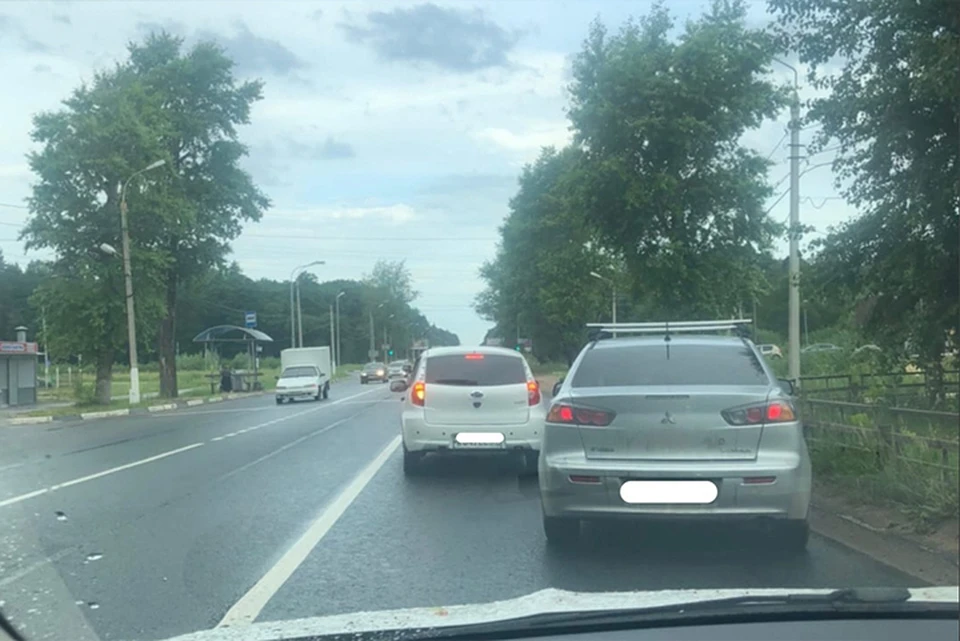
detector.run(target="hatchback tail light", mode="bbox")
[721,400,796,425]
[546,403,615,427]
[411,381,425,407]
[527,380,541,406]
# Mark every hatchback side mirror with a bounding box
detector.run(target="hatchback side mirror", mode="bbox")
[390,379,409,392]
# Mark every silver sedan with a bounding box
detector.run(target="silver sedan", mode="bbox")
[539,325,811,553]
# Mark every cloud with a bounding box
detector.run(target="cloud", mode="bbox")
[471,123,572,154]
[0,14,52,53]
[340,3,520,72]
[32,63,52,74]
[52,14,71,25]
[272,204,417,225]
[289,136,356,160]
[136,20,306,77]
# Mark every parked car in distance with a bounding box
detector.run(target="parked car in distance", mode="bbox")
[387,360,410,379]
[758,344,783,359]
[801,343,843,354]
[360,362,388,384]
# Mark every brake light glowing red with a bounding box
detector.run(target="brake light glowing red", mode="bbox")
[547,403,615,427]
[411,381,425,406]
[464,353,484,360]
[527,380,541,406]
[721,400,796,425]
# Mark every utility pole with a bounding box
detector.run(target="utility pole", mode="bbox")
[335,291,345,369]
[296,280,304,347]
[368,309,375,361]
[329,305,335,375]
[42,306,49,389]
[787,80,802,384]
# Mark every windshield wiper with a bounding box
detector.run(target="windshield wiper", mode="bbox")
[398,589,955,641]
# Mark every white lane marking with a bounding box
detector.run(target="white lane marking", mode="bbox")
[0,443,204,508]
[0,548,72,588]
[217,417,351,483]
[217,434,402,628]
[0,387,388,509]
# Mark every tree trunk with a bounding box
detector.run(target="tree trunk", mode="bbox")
[158,273,179,398]
[94,347,113,405]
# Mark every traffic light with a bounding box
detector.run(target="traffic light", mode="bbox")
[388,349,394,357]
[514,344,521,351]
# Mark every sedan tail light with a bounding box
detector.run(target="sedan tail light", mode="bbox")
[411,381,425,407]
[721,400,796,425]
[527,380,541,406]
[546,403,615,427]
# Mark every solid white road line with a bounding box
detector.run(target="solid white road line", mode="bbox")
[0,443,204,508]
[216,434,402,628]
[0,387,388,509]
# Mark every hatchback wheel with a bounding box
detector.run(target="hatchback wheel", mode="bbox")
[543,515,579,546]
[402,447,423,476]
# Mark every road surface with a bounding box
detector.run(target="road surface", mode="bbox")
[0,380,920,641]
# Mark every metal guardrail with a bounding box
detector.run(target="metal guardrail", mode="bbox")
[800,397,959,480]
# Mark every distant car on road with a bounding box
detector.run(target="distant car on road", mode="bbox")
[801,343,843,354]
[397,346,546,475]
[387,360,410,379]
[758,344,783,359]
[360,362,388,384]
[275,365,327,404]
[540,320,811,553]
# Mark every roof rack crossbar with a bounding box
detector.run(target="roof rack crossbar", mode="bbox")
[585,319,753,339]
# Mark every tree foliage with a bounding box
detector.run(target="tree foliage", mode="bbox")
[770,0,960,399]
[568,1,788,317]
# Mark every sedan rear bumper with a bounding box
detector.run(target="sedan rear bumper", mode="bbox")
[540,457,810,521]
[402,416,541,453]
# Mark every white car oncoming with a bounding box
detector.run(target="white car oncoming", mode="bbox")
[399,346,545,475]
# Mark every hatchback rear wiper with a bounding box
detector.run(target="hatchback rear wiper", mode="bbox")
[398,589,955,641]
[432,379,479,386]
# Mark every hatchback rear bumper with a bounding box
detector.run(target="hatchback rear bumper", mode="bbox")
[402,416,541,453]
[540,456,810,521]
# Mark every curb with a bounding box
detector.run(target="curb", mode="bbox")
[809,500,959,585]
[3,391,266,426]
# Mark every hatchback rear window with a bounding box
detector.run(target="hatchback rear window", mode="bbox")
[571,344,769,387]
[425,354,526,386]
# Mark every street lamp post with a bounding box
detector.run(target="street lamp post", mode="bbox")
[590,271,617,337]
[369,303,384,362]
[289,261,324,348]
[119,159,165,405]
[335,291,345,368]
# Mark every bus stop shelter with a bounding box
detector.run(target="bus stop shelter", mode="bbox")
[192,325,274,393]
[1,327,39,407]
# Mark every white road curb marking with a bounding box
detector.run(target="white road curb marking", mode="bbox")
[148,403,177,413]
[217,434,402,628]
[186,399,204,406]
[9,416,54,425]
[80,409,129,420]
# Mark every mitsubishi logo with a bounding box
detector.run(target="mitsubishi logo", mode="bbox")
[470,390,484,399]
[660,412,676,425]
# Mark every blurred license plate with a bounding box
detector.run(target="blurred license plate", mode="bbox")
[619,480,718,504]
[453,432,505,448]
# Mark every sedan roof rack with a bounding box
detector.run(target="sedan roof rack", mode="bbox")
[586,319,753,342]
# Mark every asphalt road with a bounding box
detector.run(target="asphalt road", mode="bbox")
[0,379,921,641]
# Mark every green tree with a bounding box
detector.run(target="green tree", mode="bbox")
[770,0,959,402]
[22,63,168,404]
[476,147,610,363]
[127,33,269,398]
[568,1,787,318]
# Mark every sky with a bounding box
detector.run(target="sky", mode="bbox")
[0,1,858,346]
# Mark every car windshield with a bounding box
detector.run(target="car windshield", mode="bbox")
[280,366,317,378]
[0,2,955,641]
[425,354,527,386]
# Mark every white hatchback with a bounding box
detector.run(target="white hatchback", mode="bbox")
[399,346,546,475]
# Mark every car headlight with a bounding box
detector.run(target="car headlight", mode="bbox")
[377,370,384,376]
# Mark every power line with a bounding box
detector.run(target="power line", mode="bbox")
[0,202,28,210]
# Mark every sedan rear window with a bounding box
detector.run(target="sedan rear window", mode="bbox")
[571,344,769,387]
[425,354,526,386]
